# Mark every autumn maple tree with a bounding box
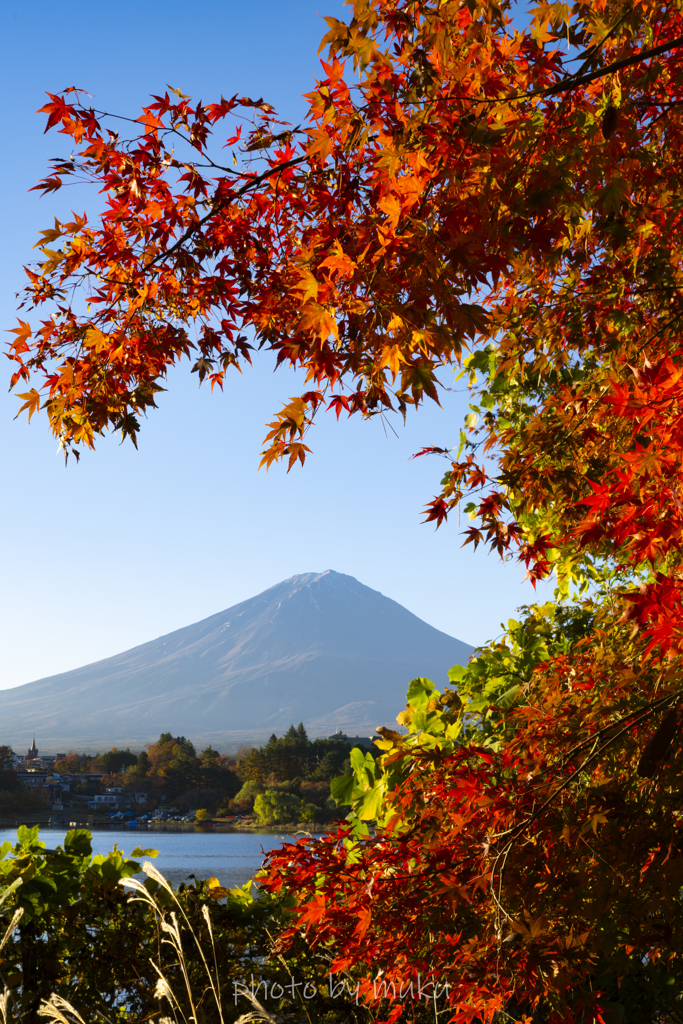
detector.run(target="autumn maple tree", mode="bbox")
[10,0,683,1019]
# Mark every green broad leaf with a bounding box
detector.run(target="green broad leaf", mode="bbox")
[345,817,371,842]
[344,842,363,867]
[23,877,58,899]
[349,747,368,774]
[357,785,385,821]
[462,345,495,376]
[0,842,11,863]
[497,684,521,707]
[448,664,466,683]
[130,847,159,859]
[16,825,41,849]
[483,676,508,695]
[330,773,355,806]
[64,830,92,858]
[118,862,141,880]
[406,677,438,709]
[464,412,478,428]
[227,881,255,905]
[420,711,447,736]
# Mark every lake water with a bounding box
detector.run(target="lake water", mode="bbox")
[0,827,292,890]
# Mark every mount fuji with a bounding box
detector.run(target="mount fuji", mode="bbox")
[1,571,474,751]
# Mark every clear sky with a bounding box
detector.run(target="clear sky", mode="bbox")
[0,0,545,692]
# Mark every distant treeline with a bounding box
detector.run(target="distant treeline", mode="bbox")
[0,728,375,820]
[230,725,379,824]
[235,724,369,784]
[55,749,139,775]
[95,733,242,812]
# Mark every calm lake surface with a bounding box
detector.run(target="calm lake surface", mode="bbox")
[0,827,291,890]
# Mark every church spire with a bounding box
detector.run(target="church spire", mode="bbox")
[28,737,38,759]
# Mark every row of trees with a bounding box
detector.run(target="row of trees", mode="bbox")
[110,729,365,817]
[0,737,241,816]
[122,733,241,802]
[11,0,683,1019]
[67,734,243,813]
[232,727,375,823]
[236,724,372,786]
[53,748,138,775]
[0,729,368,819]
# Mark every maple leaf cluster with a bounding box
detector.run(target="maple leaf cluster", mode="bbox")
[260,607,683,1022]
[11,0,683,1020]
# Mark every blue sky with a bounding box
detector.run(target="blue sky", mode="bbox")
[0,0,543,691]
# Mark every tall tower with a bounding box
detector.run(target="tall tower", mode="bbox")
[27,737,39,759]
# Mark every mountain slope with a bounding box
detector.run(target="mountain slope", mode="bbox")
[1,571,474,750]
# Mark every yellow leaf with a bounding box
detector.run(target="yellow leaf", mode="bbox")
[8,320,32,347]
[294,269,319,305]
[307,128,333,162]
[84,328,108,352]
[33,217,63,249]
[378,193,401,228]
[15,389,42,424]
[300,302,338,341]
[580,812,608,836]
[317,16,349,55]
[378,345,405,378]
[207,877,229,899]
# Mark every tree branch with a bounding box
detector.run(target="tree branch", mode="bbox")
[142,154,308,273]
[541,35,683,97]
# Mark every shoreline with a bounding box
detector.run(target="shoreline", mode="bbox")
[0,817,333,834]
